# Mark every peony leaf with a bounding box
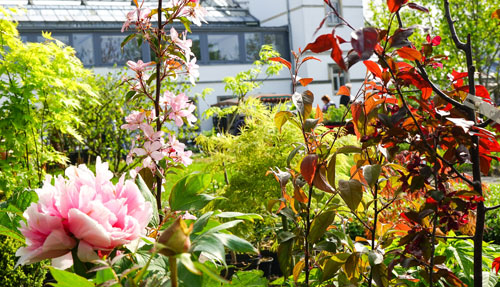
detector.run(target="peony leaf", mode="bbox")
[48,267,94,287]
[136,174,159,227]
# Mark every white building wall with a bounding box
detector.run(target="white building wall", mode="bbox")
[245,0,367,108]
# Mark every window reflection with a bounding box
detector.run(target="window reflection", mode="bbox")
[208,34,239,61]
[100,35,141,65]
[190,34,201,60]
[245,33,260,62]
[263,33,287,58]
[73,34,94,66]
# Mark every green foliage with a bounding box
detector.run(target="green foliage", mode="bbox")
[324,105,351,122]
[0,189,38,242]
[0,9,97,196]
[68,70,132,172]
[49,267,94,287]
[197,99,303,215]
[485,184,500,244]
[0,235,47,287]
[367,0,499,98]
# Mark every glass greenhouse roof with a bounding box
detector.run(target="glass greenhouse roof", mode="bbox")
[0,0,258,27]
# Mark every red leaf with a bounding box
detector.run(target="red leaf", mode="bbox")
[337,35,347,44]
[301,154,319,185]
[407,3,429,13]
[269,57,291,70]
[302,56,321,63]
[452,70,468,81]
[430,35,441,46]
[396,47,422,61]
[492,9,500,19]
[398,71,432,100]
[336,85,351,96]
[363,60,382,78]
[480,155,492,176]
[298,78,314,87]
[351,102,363,139]
[331,37,347,71]
[460,85,492,104]
[493,257,500,274]
[351,27,379,60]
[304,34,334,53]
[389,27,415,48]
[475,85,491,101]
[387,0,409,13]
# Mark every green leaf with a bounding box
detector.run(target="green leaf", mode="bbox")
[48,267,94,287]
[214,212,263,222]
[192,234,226,264]
[193,261,229,284]
[335,145,362,154]
[192,212,214,235]
[224,270,268,286]
[169,173,214,211]
[274,111,293,133]
[321,258,343,282]
[368,250,383,266]
[363,164,381,188]
[213,233,257,253]
[125,90,137,102]
[371,263,388,287]
[278,239,293,277]
[135,174,159,227]
[121,33,136,49]
[203,220,243,235]
[177,253,201,275]
[338,179,363,211]
[308,210,335,243]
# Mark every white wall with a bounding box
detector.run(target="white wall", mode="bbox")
[246,0,367,108]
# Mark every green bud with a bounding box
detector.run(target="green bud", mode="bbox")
[157,217,192,256]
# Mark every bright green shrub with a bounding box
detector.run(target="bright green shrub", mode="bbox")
[0,7,97,196]
[0,236,47,286]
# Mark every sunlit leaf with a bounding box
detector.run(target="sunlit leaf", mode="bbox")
[300,154,319,185]
[269,57,291,70]
[338,179,363,211]
[396,47,422,61]
[308,210,335,243]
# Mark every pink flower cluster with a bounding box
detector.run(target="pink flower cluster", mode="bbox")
[16,158,152,266]
[121,98,194,172]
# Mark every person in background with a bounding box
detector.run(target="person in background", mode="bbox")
[321,95,334,112]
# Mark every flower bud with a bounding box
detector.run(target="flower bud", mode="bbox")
[157,217,193,256]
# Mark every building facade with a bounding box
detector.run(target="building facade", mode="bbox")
[1,0,366,130]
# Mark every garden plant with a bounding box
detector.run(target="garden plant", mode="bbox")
[0,0,499,286]
[265,0,500,286]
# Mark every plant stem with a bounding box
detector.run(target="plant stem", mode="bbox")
[367,182,379,287]
[169,256,178,287]
[304,184,314,286]
[155,0,163,222]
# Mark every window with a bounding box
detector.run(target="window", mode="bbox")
[37,34,70,45]
[73,34,94,66]
[100,35,141,65]
[263,33,287,58]
[331,65,347,91]
[245,32,261,62]
[208,34,239,61]
[190,34,201,60]
[326,0,341,25]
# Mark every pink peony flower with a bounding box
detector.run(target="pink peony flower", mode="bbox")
[16,157,152,266]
